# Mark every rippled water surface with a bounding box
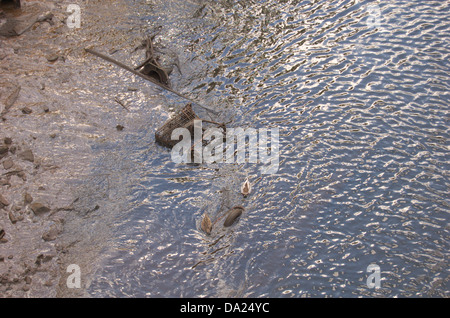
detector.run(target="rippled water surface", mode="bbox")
[71,0,449,297]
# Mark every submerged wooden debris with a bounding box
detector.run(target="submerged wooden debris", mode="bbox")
[223,206,245,227]
[134,36,171,87]
[201,214,212,235]
[241,177,251,197]
[85,48,218,115]
[155,103,199,148]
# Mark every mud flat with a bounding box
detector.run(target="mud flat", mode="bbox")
[0,0,151,297]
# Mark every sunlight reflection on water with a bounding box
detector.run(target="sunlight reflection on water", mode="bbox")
[76,0,450,297]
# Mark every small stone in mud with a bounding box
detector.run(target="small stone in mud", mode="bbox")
[2,158,13,170]
[35,254,43,266]
[42,229,57,241]
[21,107,32,114]
[30,202,50,215]
[0,194,10,208]
[9,146,16,154]
[43,106,49,113]
[0,228,5,239]
[4,137,12,145]
[19,149,34,162]
[0,146,8,155]
[24,193,33,204]
[49,133,57,139]
[25,276,31,284]
[42,221,63,241]
[8,211,17,224]
[46,54,59,62]
[116,124,124,131]
[43,280,53,287]
[22,285,30,292]
[17,171,26,181]
[42,255,53,263]
[127,86,138,92]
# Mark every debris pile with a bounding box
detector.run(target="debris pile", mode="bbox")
[155,103,199,148]
[134,35,172,87]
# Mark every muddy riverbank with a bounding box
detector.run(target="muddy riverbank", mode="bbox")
[0,0,162,297]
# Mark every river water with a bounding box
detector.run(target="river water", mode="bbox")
[61,0,449,297]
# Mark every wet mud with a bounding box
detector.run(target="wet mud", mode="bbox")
[0,0,157,297]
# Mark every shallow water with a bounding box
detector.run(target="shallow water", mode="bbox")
[63,0,449,297]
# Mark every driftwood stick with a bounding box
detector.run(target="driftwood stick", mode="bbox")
[114,97,130,112]
[84,48,219,116]
[145,37,155,62]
